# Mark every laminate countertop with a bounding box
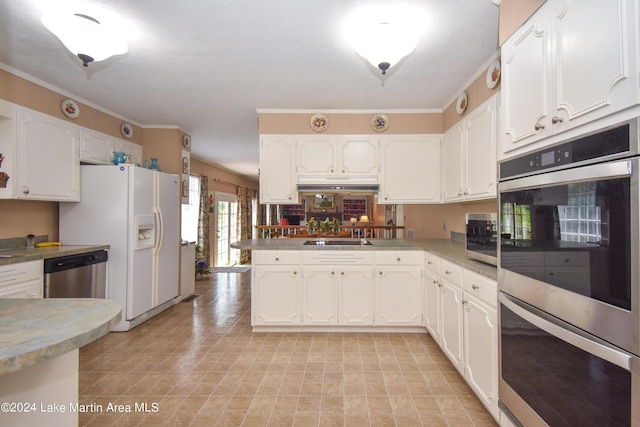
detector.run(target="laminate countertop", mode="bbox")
[232,238,496,281]
[0,298,121,375]
[0,245,110,266]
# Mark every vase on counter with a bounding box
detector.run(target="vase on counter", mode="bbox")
[147,158,161,171]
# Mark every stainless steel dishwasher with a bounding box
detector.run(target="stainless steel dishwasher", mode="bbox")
[44,250,108,298]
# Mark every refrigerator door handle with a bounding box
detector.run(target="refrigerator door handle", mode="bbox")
[154,210,163,252]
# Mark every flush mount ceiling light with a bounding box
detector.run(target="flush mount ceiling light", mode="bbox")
[345,6,423,75]
[41,11,128,67]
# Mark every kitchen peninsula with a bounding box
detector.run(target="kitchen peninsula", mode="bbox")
[232,238,495,331]
[0,298,121,427]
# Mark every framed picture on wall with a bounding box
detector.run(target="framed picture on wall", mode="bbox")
[314,194,334,209]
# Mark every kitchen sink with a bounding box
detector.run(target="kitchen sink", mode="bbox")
[303,239,372,246]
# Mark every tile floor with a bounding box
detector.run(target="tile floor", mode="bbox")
[79,270,497,426]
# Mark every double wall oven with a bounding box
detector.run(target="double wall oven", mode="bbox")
[498,119,640,426]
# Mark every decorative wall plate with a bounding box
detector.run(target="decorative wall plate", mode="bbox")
[486,59,501,89]
[121,122,133,138]
[61,98,79,119]
[456,92,468,115]
[183,135,191,148]
[310,113,328,132]
[371,114,389,132]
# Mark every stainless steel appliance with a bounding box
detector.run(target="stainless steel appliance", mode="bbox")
[497,119,640,426]
[465,212,497,265]
[44,250,108,298]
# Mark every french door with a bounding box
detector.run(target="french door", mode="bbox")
[215,192,239,266]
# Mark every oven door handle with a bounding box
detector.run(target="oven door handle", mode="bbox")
[500,292,633,371]
[498,158,634,192]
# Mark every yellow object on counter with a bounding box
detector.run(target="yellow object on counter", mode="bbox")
[35,242,62,247]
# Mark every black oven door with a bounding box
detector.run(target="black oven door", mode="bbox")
[498,157,638,355]
[499,292,639,427]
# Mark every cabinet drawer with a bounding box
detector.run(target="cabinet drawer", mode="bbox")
[302,251,373,265]
[543,251,589,267]
[0,260,43,285]
[424,252,440,274]
[440,259,462,286]
[0,278,42,298]
[462,270,497,308]
[375,251,422,265]
[253,251,301,265]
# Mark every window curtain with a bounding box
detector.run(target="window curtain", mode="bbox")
[236,186,255,264]
[197,176,211,265]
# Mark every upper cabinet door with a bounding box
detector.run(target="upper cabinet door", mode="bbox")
[501,6,551,150]
[553,0,637,129]
[297,136,337,176]
[442,124,464,202]
[338,136,378,176]
[80,129,115,165]
[260,136,298,204]
[379,135,441,204]
[114,139,143,166]
[465,96,497,200]
[16,108,80,201]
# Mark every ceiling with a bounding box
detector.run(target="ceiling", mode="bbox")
[0,0,499,181]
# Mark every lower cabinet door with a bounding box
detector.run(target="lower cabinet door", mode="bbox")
[253,266,301,325]
[464,294,498,419]
[302,267,338,325]
[440,279,464,374]
[374,267,422,326]
[424,270,441,342]
[338,267,373,325]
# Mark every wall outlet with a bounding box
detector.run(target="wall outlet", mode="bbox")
[443,221,447,231]
[407,228,414,239]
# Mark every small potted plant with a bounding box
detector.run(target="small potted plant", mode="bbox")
[307,217,318,234]
[194,244,211,279]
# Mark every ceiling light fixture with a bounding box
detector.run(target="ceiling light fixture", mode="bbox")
[41,12,128,67]
[345,7,423,76]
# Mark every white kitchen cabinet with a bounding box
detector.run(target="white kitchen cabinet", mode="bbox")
[252,251,301,325]
[114,138,143,166]
[462,269,498,419]
[338,267,374,325]
[80,129,115,165]
[440,274,464,374]
[379,135,441,204]
[259,136,298,204]
[297,135,378,178]
[302,266,338,325]
[15,108,80,201]
[443,96,497,202]
[424,269,441,341]
[0,260,43,299]
[374,251,423,326]
[501,0,638,156]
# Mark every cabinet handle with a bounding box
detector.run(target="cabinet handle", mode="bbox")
[548,272,554,276]
[275,257,280,261]
[379,271,383,275]
[23,188,30,195]
[463,190,469,195]
[438,283,443,288]
[331,271,335,275]
[445,270,451,275]
[330,168,334,173]
[534,122,545,131]
[396,257,401,262]
[427,261,433,265]
[552,116,564,124]
[287,196,292,200]
[462,299,467,305]
[341,272,345,275]
[457,190,463,196]
[564,258,570,263]
[293,271,298,275]
[472,284,479,290]
[341,169,345,173]
[384,196,388,200]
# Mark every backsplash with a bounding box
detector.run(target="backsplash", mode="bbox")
[0,235,48,251]
[451,231,465,243]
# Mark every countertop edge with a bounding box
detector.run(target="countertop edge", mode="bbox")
[0,245,110,266]
[0,299,121,375]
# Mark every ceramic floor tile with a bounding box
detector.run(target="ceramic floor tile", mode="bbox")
[77,270,496,426]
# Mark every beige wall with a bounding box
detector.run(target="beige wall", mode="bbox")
[0,200,59,240]
[259,112,443,135]
[404,199,497,239]
[443,67,501,131]
[498,0,545,46]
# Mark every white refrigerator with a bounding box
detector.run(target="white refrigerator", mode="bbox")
[59,164,180,331]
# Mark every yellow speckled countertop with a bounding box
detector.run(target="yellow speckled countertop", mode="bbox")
[0,298,121,375]
[0,245,110,266]
[232,238,496,280]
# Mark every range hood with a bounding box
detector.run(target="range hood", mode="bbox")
[297,183,379,194]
